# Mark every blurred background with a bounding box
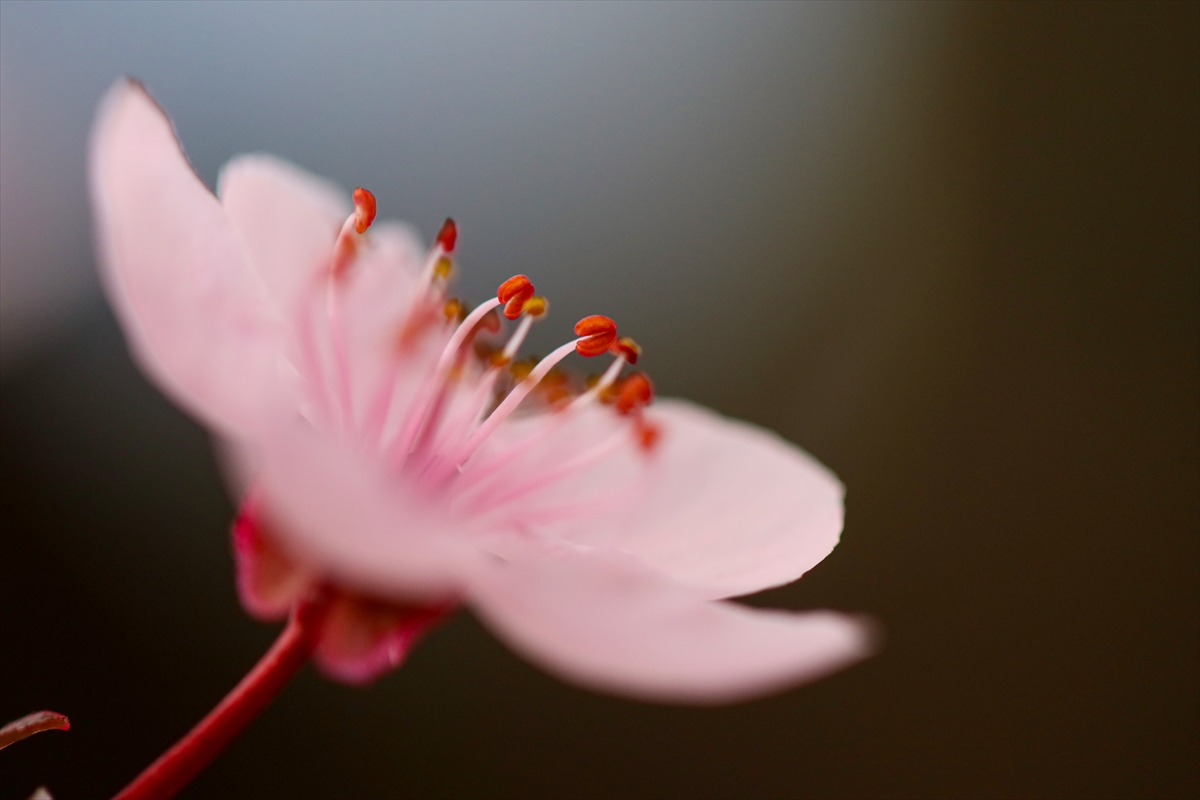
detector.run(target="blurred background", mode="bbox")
[1,1,1196,797]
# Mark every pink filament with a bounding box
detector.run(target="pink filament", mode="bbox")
[389,297,503,463]
[444,339,580,474]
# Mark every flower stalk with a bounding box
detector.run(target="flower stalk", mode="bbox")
[113,598,329,800]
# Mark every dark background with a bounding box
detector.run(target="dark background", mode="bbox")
[2,2,1197,798]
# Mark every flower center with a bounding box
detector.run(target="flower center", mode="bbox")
[297,190,659,526]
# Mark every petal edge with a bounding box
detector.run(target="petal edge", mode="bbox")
[89,79,285,437]
[468,543,875,704]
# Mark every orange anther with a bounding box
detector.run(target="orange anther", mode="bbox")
[436,218,458,252]
[611,336,641,365]
[574,315,618,357]
[434,256,454,280]
[575,315,617,337]
[497,274,533,303]
[353,188,377,234]
[497,274,536,320]
[616,372,654,415]
[502,295,530,320]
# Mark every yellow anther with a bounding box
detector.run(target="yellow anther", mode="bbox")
[522,296,549,318]
[434,256,454,280]
[509,357,537,381]
[443,298,465,322]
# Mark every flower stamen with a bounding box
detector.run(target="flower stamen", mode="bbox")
[352,187,377,234]
[315,187,378,431]
[463,425,634,516]
[492,296,547,367]
[445,314,619,473]
[443,298,465,322]
[331,187,376,278]
[326,278,354,432]
[389,295,503,462]
[569,343,636,411]
[616,372,654,416]
[457,339,642,491]
[391,273,538,464]
[414,218,458,298]
[435,217,458,253]
[574,315,619,357]
[611,336,641,365]
[498,274,536,320]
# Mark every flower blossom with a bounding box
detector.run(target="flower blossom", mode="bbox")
[89,79,874,704]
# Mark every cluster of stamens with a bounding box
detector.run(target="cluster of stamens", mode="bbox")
[303,187,659,519]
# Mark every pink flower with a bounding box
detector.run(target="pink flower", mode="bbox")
[89,79,874,704]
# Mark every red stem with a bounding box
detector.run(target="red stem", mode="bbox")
[114,600,327,800]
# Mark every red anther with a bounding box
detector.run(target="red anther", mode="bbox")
[616,372,654,415]
[497,274,536,320]
[611,336,641,365]
[436,218,458,252]
[574,315,618,357]
[637,419,662,451]
[353,188,377,234]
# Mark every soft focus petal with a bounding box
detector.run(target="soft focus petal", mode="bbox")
[338,222,426,331]
[468,543,874,704]
[533,399,845,599]
[313,592,449,685]
[255,420,481,603]
[89,80,286,437]
[335,222,439,429]
[212,435,259,500]
[231,491,314,621]
[217,154,349,318]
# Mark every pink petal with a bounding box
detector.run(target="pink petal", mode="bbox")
[231,490,314,621]
[334,222,438,428]
[467,543,874,704]
[312,591,450,685]
[216,155,434,434]
[217,154,349,319]
[211,435,259,499]
[89,80,286,437]
[338,222,427,331]
[255,420,481,603]
[532,400,846,600]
